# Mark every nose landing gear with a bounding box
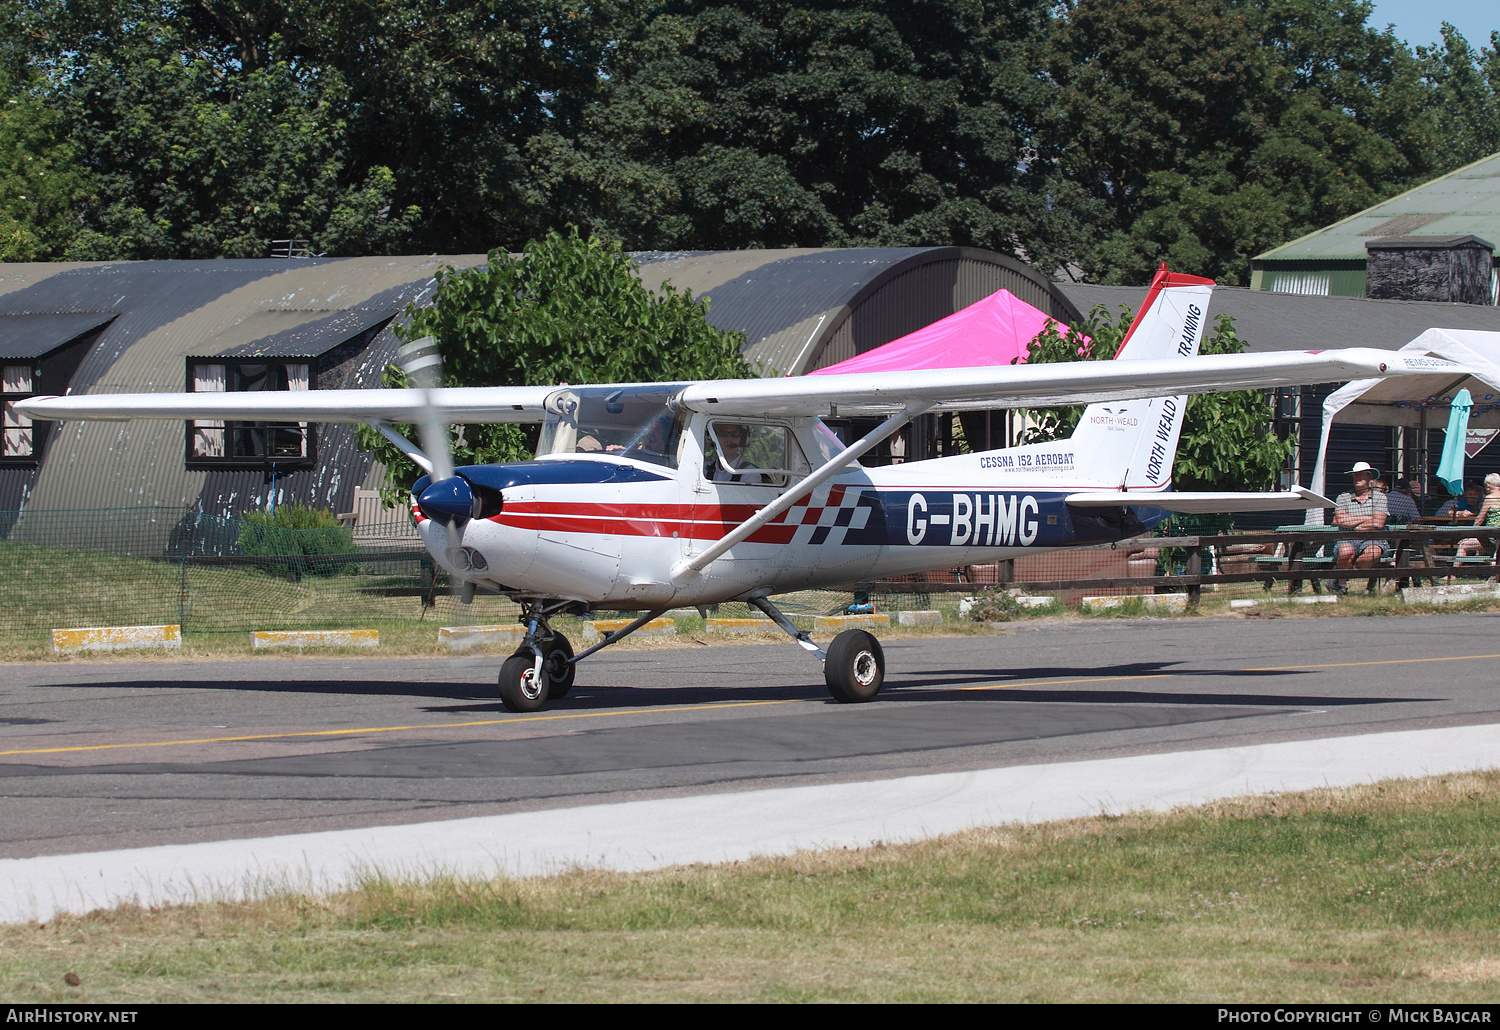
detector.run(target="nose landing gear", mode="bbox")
[497,601,667,713]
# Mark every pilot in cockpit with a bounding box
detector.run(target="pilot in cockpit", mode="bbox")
[708,422,765,484]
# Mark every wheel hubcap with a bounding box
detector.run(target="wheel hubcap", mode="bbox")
[853,651,877,687]
[520,668,543,701]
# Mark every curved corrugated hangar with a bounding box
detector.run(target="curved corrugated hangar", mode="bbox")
[0,247,1078,519]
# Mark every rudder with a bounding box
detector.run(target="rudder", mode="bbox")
[1070,265,1215,488]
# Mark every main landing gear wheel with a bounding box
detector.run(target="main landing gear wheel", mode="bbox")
[824,629,885,703]
[498,653,548,713]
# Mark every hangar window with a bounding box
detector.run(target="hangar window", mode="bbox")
[186,359,313,468]
[2,364,34,459]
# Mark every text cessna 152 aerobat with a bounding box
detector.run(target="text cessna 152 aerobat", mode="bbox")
[17,268,1456,711]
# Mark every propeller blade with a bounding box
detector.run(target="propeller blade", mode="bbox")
[398,336,455,485]
[399,336,462,550]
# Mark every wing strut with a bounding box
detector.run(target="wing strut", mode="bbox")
[671,402,933,582]
[368,420,433,474]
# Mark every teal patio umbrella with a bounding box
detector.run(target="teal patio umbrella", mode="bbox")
[1436,388,1474,496]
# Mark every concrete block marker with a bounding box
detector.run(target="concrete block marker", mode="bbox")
[438,625,523,651]
[706,618,775,636]
[251,629,378,650]
[50,624,181,654]
[1230,596,1338,609]
[897,610,943,626]
[813,613,891,633]
[1081,593,1188,613]
[1402,583,1500,605]
[581,618,676,643]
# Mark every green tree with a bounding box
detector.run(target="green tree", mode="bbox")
[17,0,619,257]
[0,68,93,260]
[1022,308,1292,490]
[1042,0,1434,285]
[1417,25,1500,172]
[355,227,750,499]
[544,0,1062,261]
[28,5,418,259]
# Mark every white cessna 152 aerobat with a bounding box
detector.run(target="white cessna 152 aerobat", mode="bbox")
[16,268,1456,710]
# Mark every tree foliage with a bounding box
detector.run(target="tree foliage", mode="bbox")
[0,0,1498,285]
[0,67,92,260]
[1022,307,1293,490]
[354,227,750,499]
[1043,0,1434,285]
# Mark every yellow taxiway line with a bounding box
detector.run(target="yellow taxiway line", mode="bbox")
[0,699,793,758]
[1245,653,1500,672]
[5,653,1495,760]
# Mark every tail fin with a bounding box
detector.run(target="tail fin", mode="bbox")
[1070,265,1215,488]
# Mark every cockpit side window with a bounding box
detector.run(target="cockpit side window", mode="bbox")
[705,420,809,486]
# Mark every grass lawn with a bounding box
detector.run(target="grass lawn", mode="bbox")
[4,773,1500,1002]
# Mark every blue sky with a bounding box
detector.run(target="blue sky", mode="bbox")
[1368,0,1496,49]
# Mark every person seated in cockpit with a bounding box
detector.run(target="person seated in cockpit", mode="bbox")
[708,422,765,484]
[622,415,672,465]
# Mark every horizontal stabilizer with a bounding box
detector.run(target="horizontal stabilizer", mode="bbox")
[1064,486,1335,514]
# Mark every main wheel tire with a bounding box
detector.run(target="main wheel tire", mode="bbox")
[499,653,548,713]
[541,634,575,698]
[824,629,885,703]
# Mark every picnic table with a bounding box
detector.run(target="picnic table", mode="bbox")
[1255,524,1500,593]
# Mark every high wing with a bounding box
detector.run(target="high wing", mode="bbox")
[15,348,1450,426]
[14,386,556,424]
[1065,487,1336,513]
[676,348,1444,418]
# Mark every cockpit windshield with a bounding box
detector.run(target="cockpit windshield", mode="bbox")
[536,384,688,468]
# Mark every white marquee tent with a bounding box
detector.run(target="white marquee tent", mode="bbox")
[1311,328,1500,497]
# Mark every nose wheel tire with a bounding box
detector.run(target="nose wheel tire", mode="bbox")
[499,653,548,712]
[824,629,885,703]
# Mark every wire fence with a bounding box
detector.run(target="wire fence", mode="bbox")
[0,506,521,639]
[10,509,1482,644]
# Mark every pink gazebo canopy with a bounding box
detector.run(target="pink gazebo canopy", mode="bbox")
[808,288,1074,376]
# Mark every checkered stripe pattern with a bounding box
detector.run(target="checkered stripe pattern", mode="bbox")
[783,484,871,546]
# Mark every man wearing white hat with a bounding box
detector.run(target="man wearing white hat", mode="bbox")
[1331,461,1389,592]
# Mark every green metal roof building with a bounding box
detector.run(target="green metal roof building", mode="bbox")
[1251,152,1500,300]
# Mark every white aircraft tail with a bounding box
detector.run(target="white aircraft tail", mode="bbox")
[1067,265,1215,488]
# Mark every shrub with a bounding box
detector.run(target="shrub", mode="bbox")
[965,587,1027,623]
[237,503,357,575]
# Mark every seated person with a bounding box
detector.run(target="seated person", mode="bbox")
[622,415,672,464]
[707,422,765,484]
[575,434,604,453]
[1436,482,1483,521]
[1331,461,1388,593]
[1456,473,1500,558]
[1385,478,1421,525]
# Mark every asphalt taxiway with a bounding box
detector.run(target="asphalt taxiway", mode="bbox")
[3,612,1498,862]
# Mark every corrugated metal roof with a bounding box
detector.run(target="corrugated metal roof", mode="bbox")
[215,302,399,358]
[634,247,1080,375]
[7,256,483,534]
[1057,283,1500,353]
[1256,152,1500,263]
[0,312,116,359]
